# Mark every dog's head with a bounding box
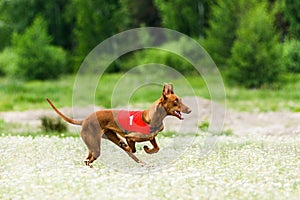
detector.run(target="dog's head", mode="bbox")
[160,83,191,120]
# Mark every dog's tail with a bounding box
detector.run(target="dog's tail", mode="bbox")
[46,98,83,125]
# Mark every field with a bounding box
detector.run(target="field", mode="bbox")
[0,134,299,199]
[1,73,300,199]
[1,73,300,112]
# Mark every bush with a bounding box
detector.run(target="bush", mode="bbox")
[11,16,67,80]
[228,3,283,88]
[117,37,197,75]
[40,116,67,133]
[0,47,19,77]
[282,39,300,73]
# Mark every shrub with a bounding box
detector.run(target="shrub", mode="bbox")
[12,16,67,80]
[0,47,19,77]
[228,3,283,88]
[282,39,300,73]
[40,116,67,133]
[117,37,197,75]
[204,0,258,67]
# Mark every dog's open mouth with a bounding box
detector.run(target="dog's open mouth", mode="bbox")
[174,110,183,120]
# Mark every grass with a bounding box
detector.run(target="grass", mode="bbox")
[0,73,300,112]
[199,120,234,136]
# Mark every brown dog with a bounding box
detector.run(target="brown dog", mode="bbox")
[46,83,191,166]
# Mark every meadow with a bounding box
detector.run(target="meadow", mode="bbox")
[0,73,300,199]
[0,134,299,199]
[0,73,300,112]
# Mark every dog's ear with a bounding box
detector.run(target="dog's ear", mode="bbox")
[168,83,174,93]
[162,83,174,98]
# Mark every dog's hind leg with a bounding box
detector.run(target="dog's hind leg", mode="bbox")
[80,118,102,167]
[84,150,92,166]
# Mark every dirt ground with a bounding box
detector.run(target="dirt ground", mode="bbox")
[1,97,300,136]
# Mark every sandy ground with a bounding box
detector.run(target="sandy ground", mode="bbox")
[0,97,300,136]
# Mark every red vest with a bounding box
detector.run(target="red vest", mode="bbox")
[117,110,150,134]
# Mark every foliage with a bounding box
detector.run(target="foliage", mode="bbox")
[282,39,300,73]
[40,116,68,133]
[204,0,258,67]
[0,0,72,50]
[283,0,300,39]
[117,36,202,74]
[228,3,283,88]
[0,0,37,49]
[155,0,209,37]
[0,48,18,77]
[198,120,233,136]
[0,0,300,91]
[120,0,161,27]
[198,120,209,132]
[1,73,300,112]
[119,49,196,75]
[68,0,129,69]
[12,16,67,80]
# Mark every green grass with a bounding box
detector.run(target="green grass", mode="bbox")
[0,75,75,111]
[198,120,234,136]
[0,73,300,112]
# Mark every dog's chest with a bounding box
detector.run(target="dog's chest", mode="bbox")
[117,110,151,134]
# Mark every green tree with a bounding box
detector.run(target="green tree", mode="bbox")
[0,0,36,50]
[35,0,73,49]
[283,0,300,39]
[121,0,161,27]
[12,16,67,80]
[155,0,210,37]
[282,39,300,73]
[0,0,72,50]
[69,0,129,69]
[204,0,257,67]
[228,3,282,88]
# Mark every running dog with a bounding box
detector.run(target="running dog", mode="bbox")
[46,83,191,166]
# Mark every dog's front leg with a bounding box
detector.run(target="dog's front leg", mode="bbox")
[144,137,160,154]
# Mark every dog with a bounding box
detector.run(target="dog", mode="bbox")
[46,83,191,166]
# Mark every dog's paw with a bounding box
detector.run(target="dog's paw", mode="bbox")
[139,161,147,167]
[143,145,159,154]
[143,145,150,152]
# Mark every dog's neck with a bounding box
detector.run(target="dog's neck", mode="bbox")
[143,99,167,127]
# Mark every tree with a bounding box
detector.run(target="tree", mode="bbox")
[12,16,67,80]
[282,39,300,73]
[228,3,283,88]
[155,0,210,37]
[204,0,260,67]
[0,0,36,50]
[120,0,161,27]
[69,0,129,69]
[283,0,300,39]
[0,0,73,50]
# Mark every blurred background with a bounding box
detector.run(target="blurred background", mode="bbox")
[0,0,299,111]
